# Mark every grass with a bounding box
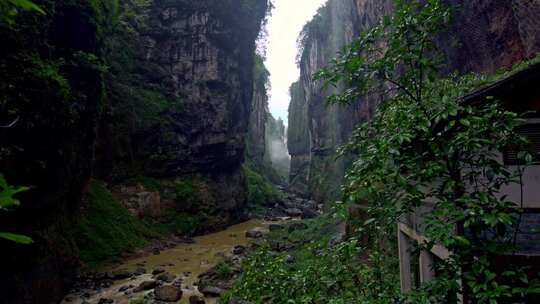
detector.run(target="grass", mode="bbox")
[74,180,158,268]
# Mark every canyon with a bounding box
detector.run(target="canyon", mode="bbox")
[1,0,540,303]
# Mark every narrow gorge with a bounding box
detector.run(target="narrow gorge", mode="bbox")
[2,0,540,303]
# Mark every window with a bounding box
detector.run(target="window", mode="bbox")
[504,123,540,165]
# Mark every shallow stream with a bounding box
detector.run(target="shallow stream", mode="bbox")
[62,219,268,304]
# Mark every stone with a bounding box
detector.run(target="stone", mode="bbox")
[232,245,246,255]
[189,295,206,304]
[118,285,131,292]
[134,267,147,275]
[284,208,303,217]
[269,224,284,231]
[134,280,158,292]
[152,268,166,275]
[156,272,176,283]
[245,228,263,238]
[199,286,225,297]
[98,299,114,304]
[154,285,182,302]
[111,270,132,280]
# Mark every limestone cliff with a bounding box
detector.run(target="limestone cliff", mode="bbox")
[288,0,540,203]
[247,56,270,165]
[99,0,269,224]
[0,0,268,302]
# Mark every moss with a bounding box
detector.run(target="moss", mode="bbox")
[74,180,157,268]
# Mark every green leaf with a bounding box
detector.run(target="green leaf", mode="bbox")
[0,174,30,208]
[9,0,45,14]
[0,232,33,244]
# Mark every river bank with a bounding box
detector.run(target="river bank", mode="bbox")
[61,220,270,304]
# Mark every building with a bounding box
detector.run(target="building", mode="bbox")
[397,62,540,302]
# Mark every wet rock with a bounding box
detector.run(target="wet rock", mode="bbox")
[111,270,132,280]
[269,224,284,231]
[245,228,263,238]
[232,245,246,255]
[152,268,166,275]
[189,295,206,304]
[134,267,147,275]
[284,208,303,217]
[134,280,158,292]
[118,285,132,292]
[200,286,225,297]
[156,272,176,283]
[154,285,182,302]
[300,207,318,219]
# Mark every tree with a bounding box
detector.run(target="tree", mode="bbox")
[317,0,539,302]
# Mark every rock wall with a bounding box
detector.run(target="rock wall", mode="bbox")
[247,56,270,165]
[0,0,268,302]
[98,0,269,224]
[288,0,540,203]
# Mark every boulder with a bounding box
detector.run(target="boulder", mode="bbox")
[199,286,225,297]
[189,295,206,304]
[154,285,182,302]
[134,280,158,292]
[269,224,284,231]
[111,270,132,280]
[232,245,246,255]
[152,267,166,275]
[245,228,263,239]
[284,208,303,217]
[156,272,176,283]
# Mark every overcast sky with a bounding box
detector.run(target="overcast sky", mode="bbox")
[265,0,328,123]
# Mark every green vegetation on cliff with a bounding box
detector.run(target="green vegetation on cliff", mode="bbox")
[74,181,155,267]
[243,162,280,211]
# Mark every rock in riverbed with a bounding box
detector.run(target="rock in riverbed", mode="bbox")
[154,285,182,302]
[200,286,225,297]
[134,280,157,292]
[189,295,206,304]
[245,228,264,238]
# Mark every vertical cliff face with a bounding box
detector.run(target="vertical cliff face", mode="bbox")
[288,0,391,203]
[288,0,540,203]
[247,56,270,165]
[0,0,268,302]
[99,0,269,223]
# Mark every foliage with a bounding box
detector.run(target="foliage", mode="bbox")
[223,214,400,303]
[243,163,280,210]
[74,180,156,267]
[0,0,44,26]
[0,174,33,244]
[317,0,540,302]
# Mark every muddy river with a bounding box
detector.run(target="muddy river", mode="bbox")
[62,219,269,304]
